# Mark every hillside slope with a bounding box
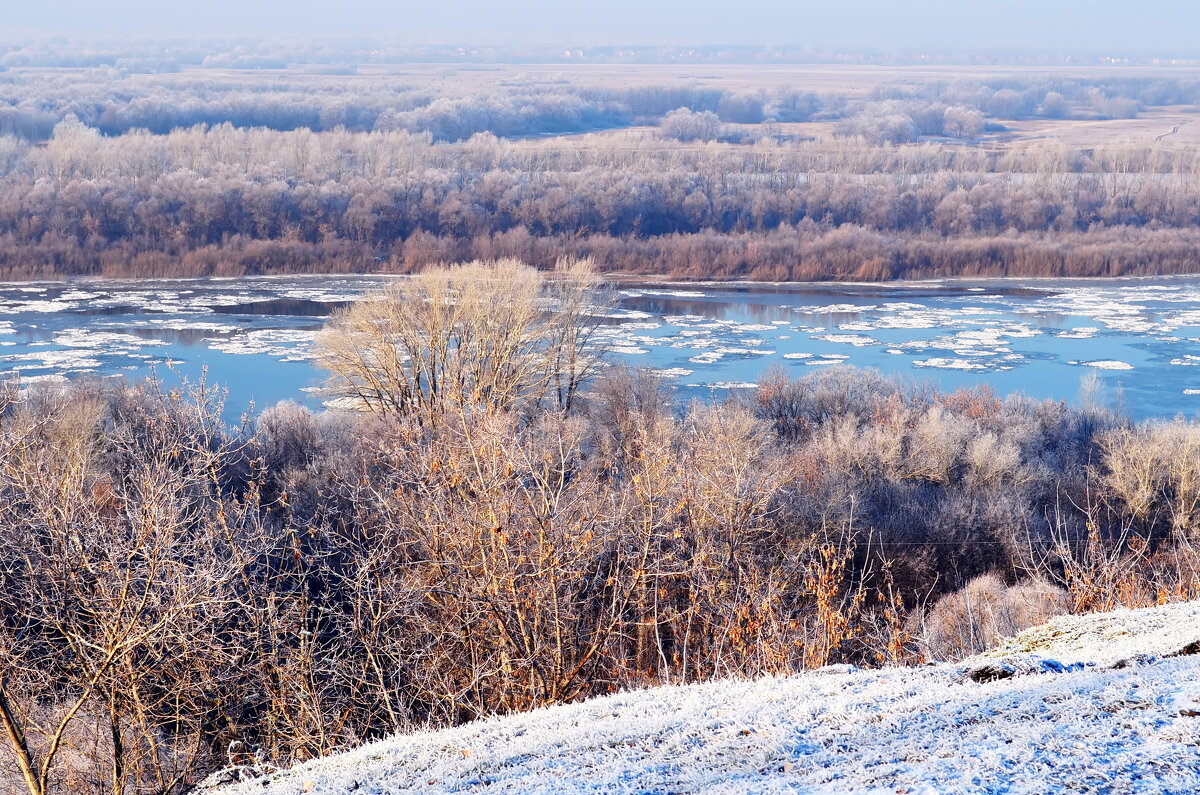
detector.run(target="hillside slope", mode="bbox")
[210,602,1200,794]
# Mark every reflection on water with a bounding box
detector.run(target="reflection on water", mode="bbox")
[212,298,349,317]
[623,296,791,322]
[73,304,164,316]
[0,274,1198,422]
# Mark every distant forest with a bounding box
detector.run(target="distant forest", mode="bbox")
[3,40,1200,280]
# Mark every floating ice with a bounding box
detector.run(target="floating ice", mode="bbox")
[1055,327,1100,339]
[812,334,877,347]
[640,289,706,298]
[602,310,653,320]
[53,330,169,349]
[100,318,242,333]
[1,349,104,371]
[795,303,877,314]
[692,381,757,389]
[914,358,988,371]
[205,329,317,359]
[5,300,76,313]
[1081,360,1134,370]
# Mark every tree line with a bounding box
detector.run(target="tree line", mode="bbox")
[2,119,1200,279]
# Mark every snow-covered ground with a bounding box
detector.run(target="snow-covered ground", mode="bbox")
[209,602,1200,795]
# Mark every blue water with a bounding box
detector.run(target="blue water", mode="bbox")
[1,275,1198,421]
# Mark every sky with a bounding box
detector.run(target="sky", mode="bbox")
[7,1,1200,55]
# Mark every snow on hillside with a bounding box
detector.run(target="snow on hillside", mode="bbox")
[968,599,1200,667]
[210,602,1200,795]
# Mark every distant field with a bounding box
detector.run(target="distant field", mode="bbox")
[14,60,1200,152]
[991,105,1200,148]
[344,62,1200,94]
[78,61,1200,100]
[554,108,1200,151]
[219,62,1200,150]
[752,106,1200,149]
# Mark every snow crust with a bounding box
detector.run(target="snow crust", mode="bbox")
[210,601,1200,795]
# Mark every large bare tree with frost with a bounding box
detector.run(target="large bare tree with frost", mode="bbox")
[315,258,610,423]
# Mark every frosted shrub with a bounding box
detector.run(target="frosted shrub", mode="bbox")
[1102,422,1200,539]
[913,574,1071,661]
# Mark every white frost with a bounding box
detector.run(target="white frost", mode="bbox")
[212,601,1200,795]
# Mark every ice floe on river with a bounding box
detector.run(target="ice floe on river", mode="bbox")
[205,329,317,361]
[1078,360,1135,371]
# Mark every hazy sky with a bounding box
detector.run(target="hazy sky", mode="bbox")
[8,1,1200,55]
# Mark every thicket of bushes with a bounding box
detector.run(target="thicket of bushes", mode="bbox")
[0,361,1197,792]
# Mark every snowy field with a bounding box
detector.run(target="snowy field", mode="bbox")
[209,601,1200,795]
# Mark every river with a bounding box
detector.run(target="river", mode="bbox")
[1,274,1198,421]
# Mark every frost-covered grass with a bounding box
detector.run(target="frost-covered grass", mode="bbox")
[210,602,1200,795]
[970,600,1200,666]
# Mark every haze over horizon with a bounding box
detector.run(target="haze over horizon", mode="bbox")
[7,0,1200,57]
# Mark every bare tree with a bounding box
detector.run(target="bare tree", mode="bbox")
[0,380,245,795]
[314,258,610,423]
